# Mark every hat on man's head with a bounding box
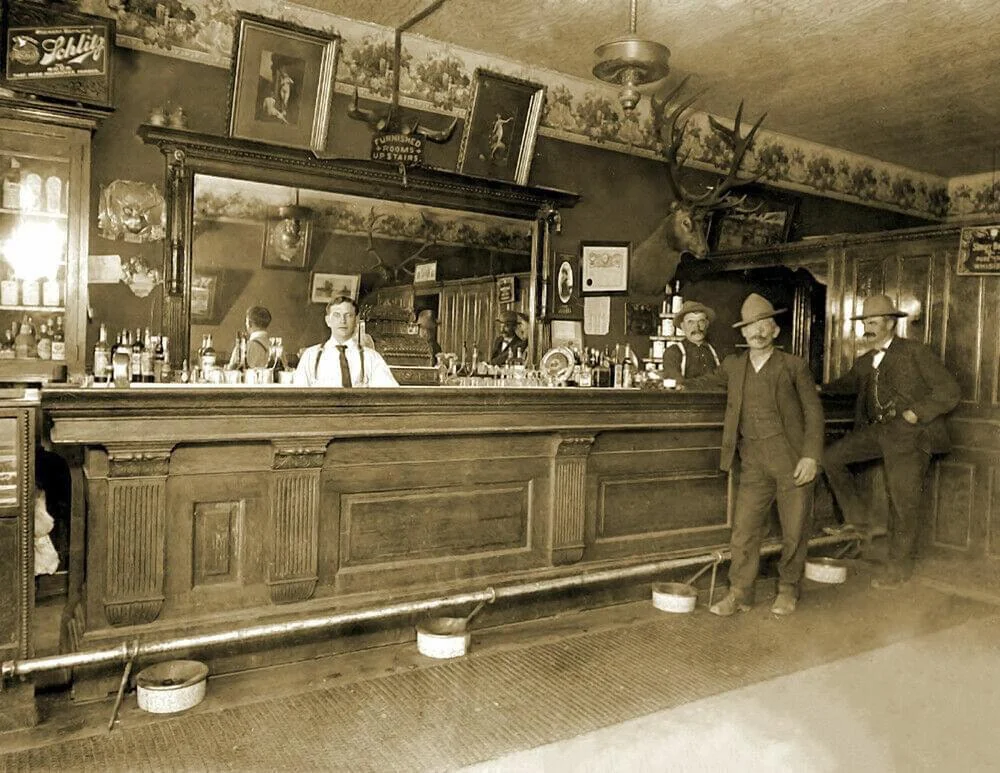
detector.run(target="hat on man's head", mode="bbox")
[674,300,716,327]
[497,310,519,324]
[851,294,907,319]
[732,293,787,328]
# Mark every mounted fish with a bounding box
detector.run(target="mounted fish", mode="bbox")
[340,0,458,178]
[631,77,766,294]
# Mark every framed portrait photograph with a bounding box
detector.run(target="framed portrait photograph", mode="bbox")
[548,253,583,320]
[262,216,313,270]
[227,13,340,152]
[190,274,217,323]
[581,241,630,293]
[311,272,360,304]
[456,69,545,185]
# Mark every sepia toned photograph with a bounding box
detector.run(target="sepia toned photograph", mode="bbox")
[7,1,996,771]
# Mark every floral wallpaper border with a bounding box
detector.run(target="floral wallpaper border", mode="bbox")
[193,175,532,254]
[79,0,999,222]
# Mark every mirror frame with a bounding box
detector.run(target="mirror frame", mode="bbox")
[138,124,579,368]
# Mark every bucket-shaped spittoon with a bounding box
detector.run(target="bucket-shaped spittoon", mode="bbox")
[416,616,471,659]
[651,581,698,613]
[805,557,848,584]
[136,660,209,714]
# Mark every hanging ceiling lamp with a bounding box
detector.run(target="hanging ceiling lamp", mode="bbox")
[593,0,670,114]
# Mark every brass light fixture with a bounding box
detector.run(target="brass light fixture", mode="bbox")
[593,0,670,114]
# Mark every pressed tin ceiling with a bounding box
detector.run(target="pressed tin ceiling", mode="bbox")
[291,0,1000,178]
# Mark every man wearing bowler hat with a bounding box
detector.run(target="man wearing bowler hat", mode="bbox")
[693,293,824,617]
[822,294,960,588]
[660,300,721,382]
[489,309,527,366]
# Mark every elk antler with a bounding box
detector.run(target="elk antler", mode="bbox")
[651,78,766,211]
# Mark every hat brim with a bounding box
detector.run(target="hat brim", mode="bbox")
[850,311,907,320]
[674,305,716,326]
[732,308,787,328]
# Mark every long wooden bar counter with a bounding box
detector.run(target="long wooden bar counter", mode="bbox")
[41,386,852,696]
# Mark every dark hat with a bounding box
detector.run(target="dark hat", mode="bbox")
[497,310,519,324]
[673,300,716,327]
[732,293,787,328]
[851,294,907,319]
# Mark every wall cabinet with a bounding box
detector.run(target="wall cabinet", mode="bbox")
[0,102,94,381]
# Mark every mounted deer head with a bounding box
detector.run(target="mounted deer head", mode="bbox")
[631,77,766,294]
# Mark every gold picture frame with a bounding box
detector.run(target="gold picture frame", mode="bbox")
[227,13,340,153]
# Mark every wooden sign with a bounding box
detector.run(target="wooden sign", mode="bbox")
[2,4,115,108]
[413,261,437,284]
[496,275,515,304]
[957,225,1000,275]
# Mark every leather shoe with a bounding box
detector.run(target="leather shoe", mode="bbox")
[709,592,751,617]
[770,590,798,615]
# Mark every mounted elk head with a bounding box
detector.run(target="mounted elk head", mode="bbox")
[631,78,766,294]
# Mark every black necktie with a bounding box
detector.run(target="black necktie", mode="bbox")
[336,344,352,388]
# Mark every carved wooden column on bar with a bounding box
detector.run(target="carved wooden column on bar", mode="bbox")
[103,444,173,627]
[268,442,326,604]
[550,434,594,565]
[162,147,193,367]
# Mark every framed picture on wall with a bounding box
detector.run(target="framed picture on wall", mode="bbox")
[262,216,313,270]
[581,241,630,293]
[707,191,798,251]
[190,274,217,322]
[548,253,583,320]
[227,13,340,152]
[311,272,360,304]
[456,69,545,185]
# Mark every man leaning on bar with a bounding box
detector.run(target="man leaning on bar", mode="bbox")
[293,296,398,387]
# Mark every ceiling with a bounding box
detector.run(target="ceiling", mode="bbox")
[295,0,1000,179]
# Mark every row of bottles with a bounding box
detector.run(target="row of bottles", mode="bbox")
[2,156,64,214]
[0,315,65,360]
[93,325,172,385]
[658,280,684,338]
[189,333,289,384]
[569,345,636,388]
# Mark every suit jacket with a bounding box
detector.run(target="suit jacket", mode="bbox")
[711,349,825,472]
[826,336,960,454]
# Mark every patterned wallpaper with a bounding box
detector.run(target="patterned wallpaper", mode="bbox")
[77,0,998,222]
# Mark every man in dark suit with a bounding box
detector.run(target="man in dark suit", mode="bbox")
[692,293,824,617]
[822,295,960,588]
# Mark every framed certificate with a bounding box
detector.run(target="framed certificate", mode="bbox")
[581,241,630,293]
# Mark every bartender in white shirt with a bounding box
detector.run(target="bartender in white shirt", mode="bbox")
[293,296,398,387]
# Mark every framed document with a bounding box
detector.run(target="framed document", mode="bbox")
[581,241,630,293]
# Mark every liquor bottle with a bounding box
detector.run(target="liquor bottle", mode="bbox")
[235,332,248,374]
[2,158,21,210]
[0,327,14,360]
[130,328,143,383]
[270,337,286,380]
[661,282,674,318]
[14,316,36,358]
[36,322,52,360]
[621,344,635,388]
[200,333,217,372]
[140,328,154,382]
[671,280,684,315]
[51,316,65,361]
[152,334,165,382]
[470,345,480,380]
[180,357,191,384]
[159,336,172,383]
[111,332,132,388]
[93,323,111,380]
[456,341,469,378]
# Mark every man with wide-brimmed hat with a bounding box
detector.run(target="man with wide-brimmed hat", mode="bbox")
[660,300,721,382]
[691,293,824,617]
[489,309,527,366]
[822,294,960,588]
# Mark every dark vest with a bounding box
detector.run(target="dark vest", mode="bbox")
[739,357,784,440]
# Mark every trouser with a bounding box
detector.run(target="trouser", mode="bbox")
[823,419,931,574]
[728,435,815,602]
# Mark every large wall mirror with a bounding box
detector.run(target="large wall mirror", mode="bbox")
[190,174,535,369]
[139,125,578,377]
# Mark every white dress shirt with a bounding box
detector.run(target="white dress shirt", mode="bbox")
[872,337,894,368]
[293,337,398,387]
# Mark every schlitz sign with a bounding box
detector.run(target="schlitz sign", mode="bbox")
[6,24,107,80]
[2,4,115,109]
[957,225,1000,275]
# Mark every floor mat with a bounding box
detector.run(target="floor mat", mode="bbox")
[1,581,991,773]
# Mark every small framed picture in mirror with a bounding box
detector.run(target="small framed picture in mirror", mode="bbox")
[311,273,360,304]
[227,13,340,153]
[262,216,312,270]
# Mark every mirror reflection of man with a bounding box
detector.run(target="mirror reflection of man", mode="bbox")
[416,308,441,362]
[293,296,397,387]
[659,300,721,383]
[490,310,527,366]
[228,305,272,369]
